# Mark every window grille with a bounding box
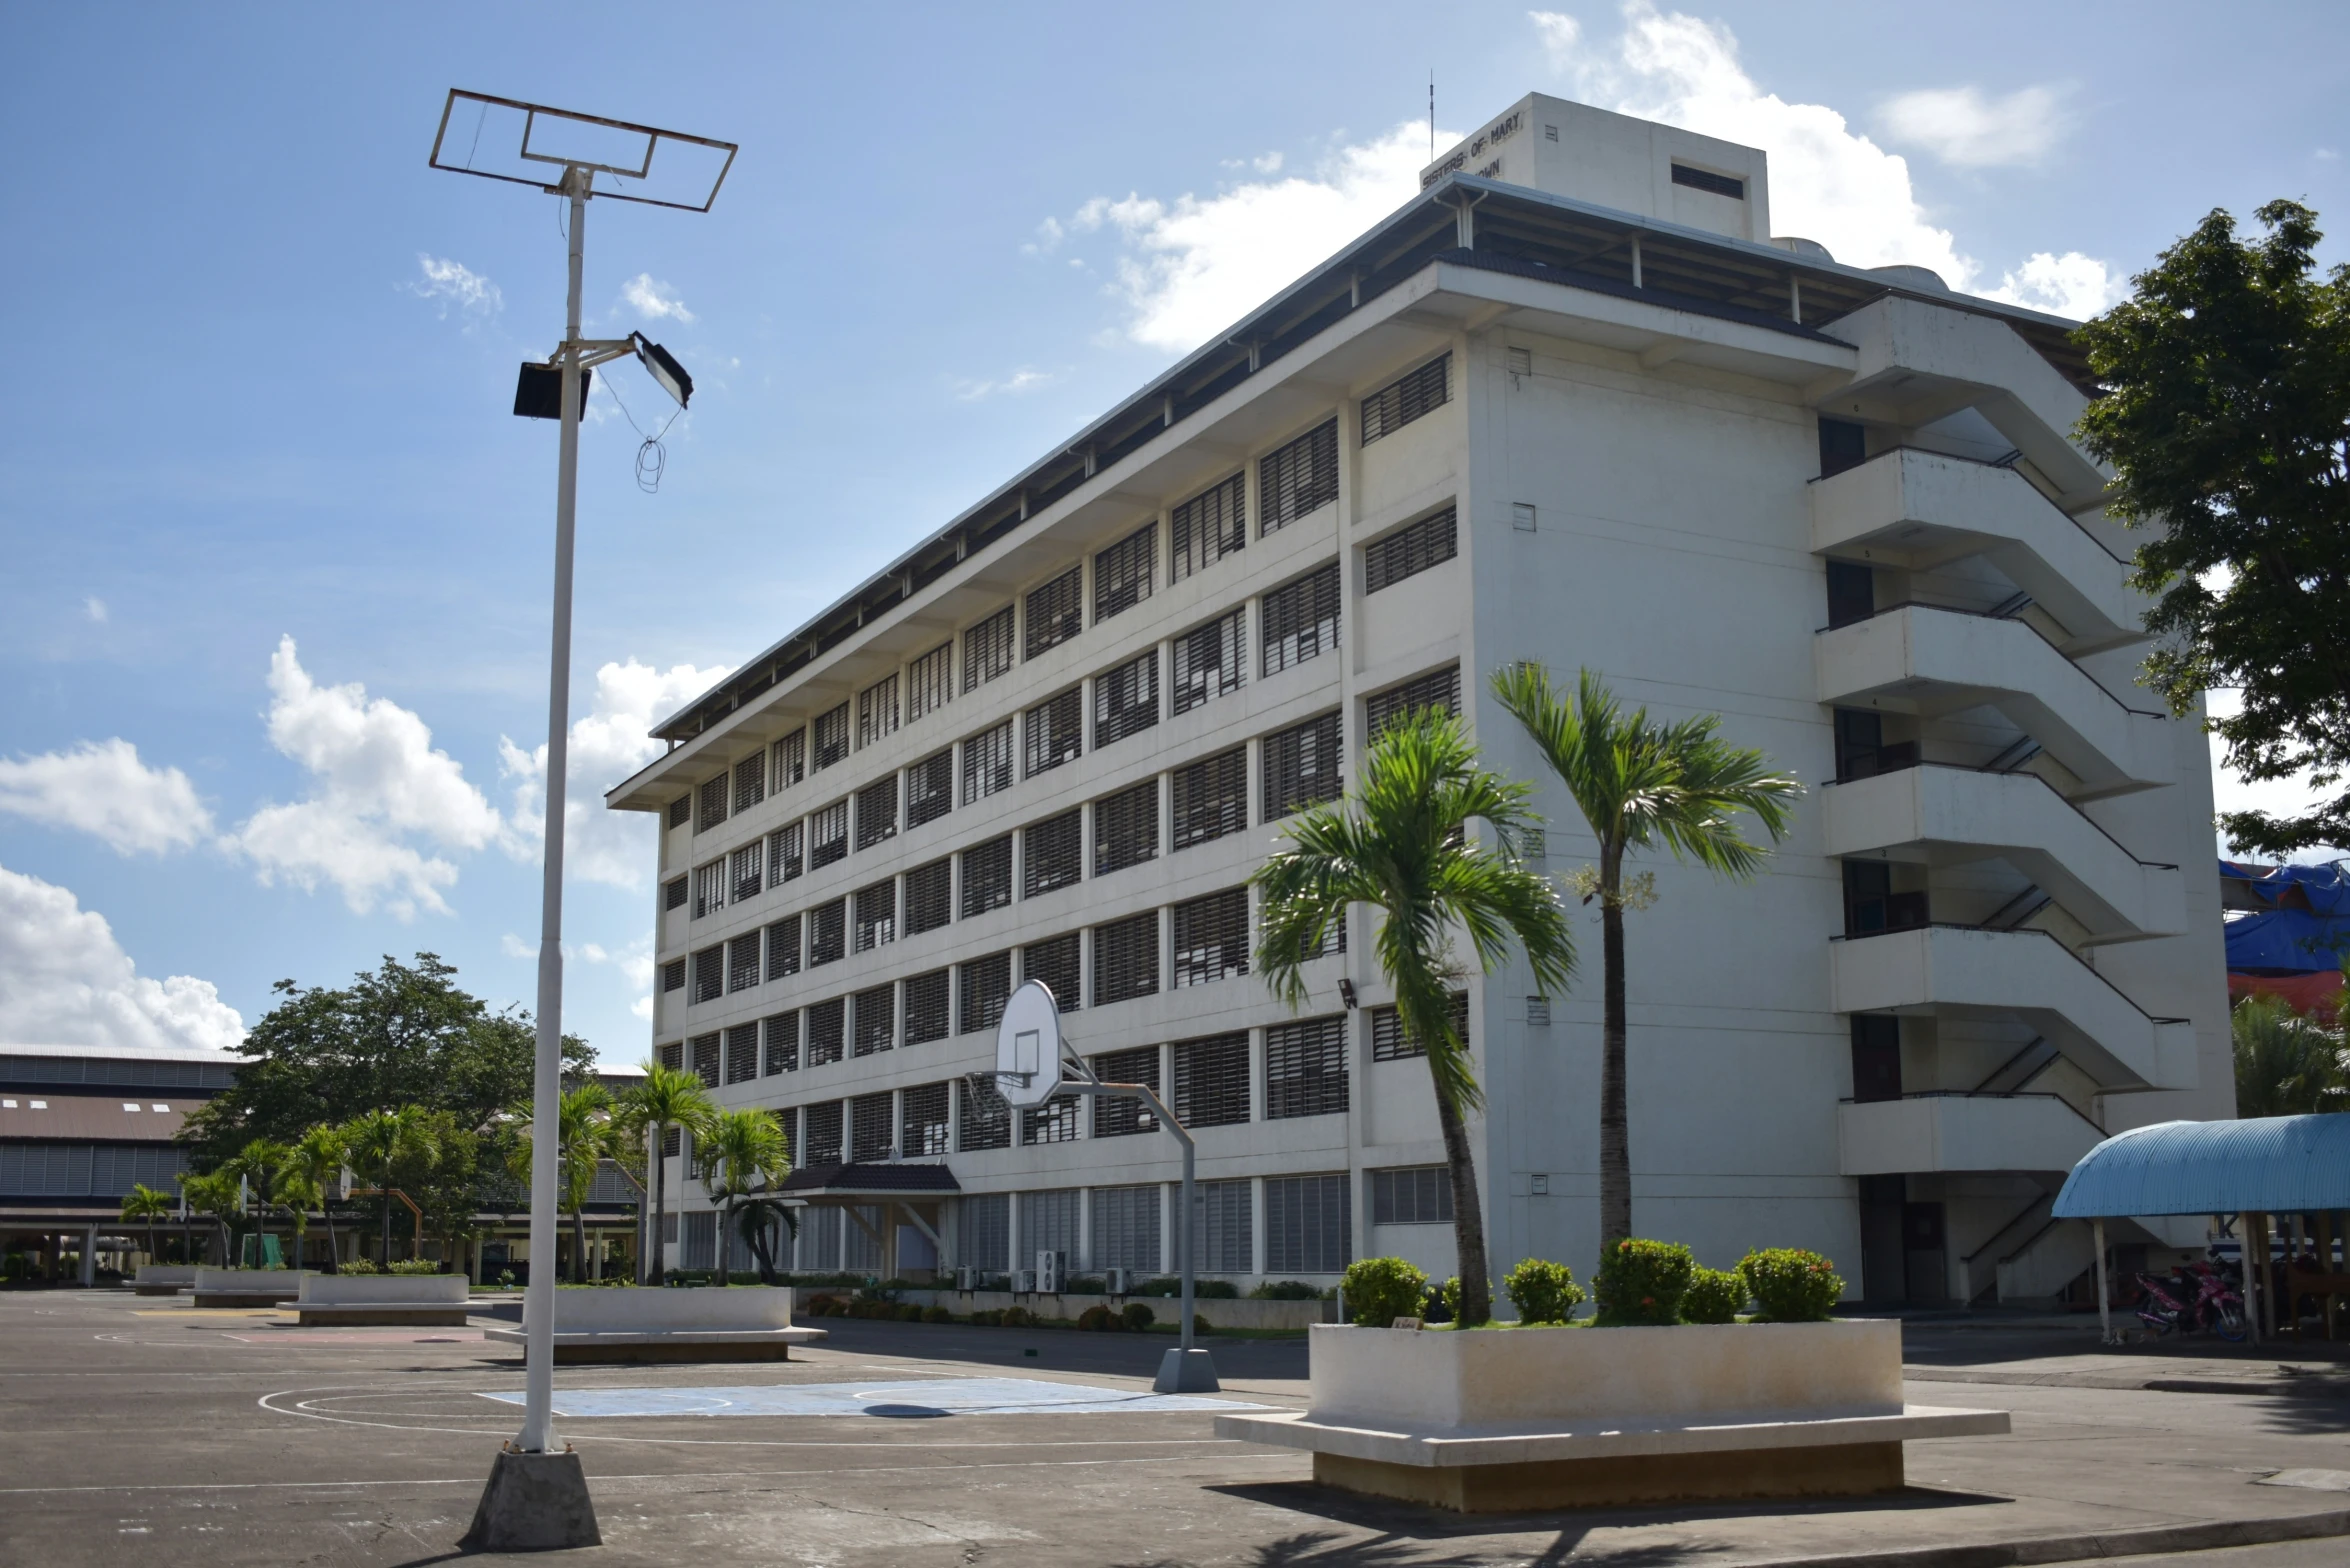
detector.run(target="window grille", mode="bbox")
[764,915,801,980]
[902,1082,950,1157]
[692,859,726,919]
[1370,1165,1453,1225]
[1022,1090,1081,1145]
[959,1075,1012,1153]
[1024,687,1083,777]
[768,823,803,886]
[663,876,687,912]
[1094,780,1158,875]
[661,959,685,993]
[1279,912,1346,962]
[809,799,849,870]
[852,880,896,952]
[858,674,900,749]
[1266,1015,1348,1119]
[1020,1189,1080,1260]
[843,1203,884,1270]
[1023,810,1082,897]
[1365,665,1461,738]
[959,951,1013,1034]
[762,1011,798,1075]
[903,968,950,1044]
[1173,1033,1250,1127]
[853,984,895,1056]
[1091,1045,1160,1137]
[697,774,729,833]
[851,1091,894,1160]
[804,1100,844,1165]
[1022,932,1082,1012]
[1360,355,1449,445]
[668,795,691,829]
[1092,911,1160,1006]
[1261,563,1340,677]
[728,935,762,994]
[813,704,850,771]
[808,899,846,966]
[906,748,953,829]
[1171,472,1245,581]
[855,777,898,851]
[907,641,953,721]
[806,998,845,1066]
[1263,711,1342,820]
[963,604,1015,691]
[961,1190,1011,1267]
[1172,746,1248,849]
[961,835,1013,917]
[734,753,767,814]
[690,1032,721,1088]
[1094,522,1156,623]
[725,1023,760,1085]
[1671,161,1744,198]
[1370,992,1468,1061]
[1092,1184,1162,1274]
[903,858,952,935]
[1365,507,1458,593]
[1093,650,1159,748]
[1265,1173,1352,1273]
[690,946,724,1005]
[962,719,1014,804]
[658,1041,684,1072]
[1172,608,1245,715]
[1172,888,1249,987]
[1024,566,1083,659]
[730,841,764,906]
[680,1209,717,1269]
[1260,418,1339,534]
[1194,1179,1253,1274]
[773,729,806,790]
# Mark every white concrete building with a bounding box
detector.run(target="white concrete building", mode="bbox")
[605,94,2232,1304]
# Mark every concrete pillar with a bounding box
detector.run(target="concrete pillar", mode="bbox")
[80,1226,97,1287]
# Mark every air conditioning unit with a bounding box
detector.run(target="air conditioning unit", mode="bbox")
[955,1265,977,1292]
[1014,1269,1036,1294]
[1105,1267,1131,1296]
[1036,1250,1065,1294]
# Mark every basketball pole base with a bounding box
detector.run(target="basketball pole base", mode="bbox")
[460,1447,601,1552]
[1155,1347,1221,1393]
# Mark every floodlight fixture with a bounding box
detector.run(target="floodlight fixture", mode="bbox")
[631,333,693,409]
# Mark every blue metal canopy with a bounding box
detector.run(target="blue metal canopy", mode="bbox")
[2052,1115,2350,1218]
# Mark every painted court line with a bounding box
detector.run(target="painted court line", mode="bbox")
[474,1375,1270,1419]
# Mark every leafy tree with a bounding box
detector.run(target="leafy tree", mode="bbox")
[120,1183,175,1269]
[699,1108,792,1285]
[220,1139,292,1264]
[507,1084,620,1282]
[1494,665,1800,1251]
[1253,708,1574,1326]
[2074,200,2350,855]
[285,1125,347,1270]
[180,1169,240,1266]
[2232,992,2346,1117]
[617,1063,714,1285]
[409,1112,484,1269]
[341,1107,438,1263]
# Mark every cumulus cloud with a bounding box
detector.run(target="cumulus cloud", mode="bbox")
[1877,84,2074,170]
[0,738,214,856]
[84,596,107,624]
[619,273,695,323]
[0,862,244,1052]
[953,367,1058,400]
[1985,250,2129,318]
[407,254,502,317]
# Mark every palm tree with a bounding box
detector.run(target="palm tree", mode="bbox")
[699,1108,792,1285]
[120,1182,175,1270]
[617,1063,715,1285]
[286,1125,348,1270]
[1254,708,1575,1326]
[2233,992,2346,1117]
[220,1139,292,1266]
[507,1084,619,1282]
[341,1108,438,1263]
[180,1169,241,1266]
[1493,665,1801,1251]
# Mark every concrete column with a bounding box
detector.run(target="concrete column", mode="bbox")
[1077,1186,1094,1273]
[79,1226,97,1287]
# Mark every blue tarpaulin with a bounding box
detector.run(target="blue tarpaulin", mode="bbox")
[2222,860,2350,975]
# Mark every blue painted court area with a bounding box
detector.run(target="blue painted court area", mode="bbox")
[477,1376,1269,1419]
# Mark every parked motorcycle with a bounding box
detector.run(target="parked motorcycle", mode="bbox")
[2130,1258,2248,1341]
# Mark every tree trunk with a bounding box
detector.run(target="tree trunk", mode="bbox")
[1599,850,1633,1250]
[570,1205,589,1285]
[322,1212,338,1273]
[1433,1080,1492,1325]
[648,1123,668,1286]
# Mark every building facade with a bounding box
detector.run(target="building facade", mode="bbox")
[606,94,2233,1303]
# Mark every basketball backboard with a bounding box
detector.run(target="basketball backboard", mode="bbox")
[993,981,1066,1110]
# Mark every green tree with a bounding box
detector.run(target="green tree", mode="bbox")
[341,1107,438,1263]
[2232,992,2347,1118]
[409,1112,483,1270]
[180,1169,240,1266]
[120,1182,176,1269]
[617,1063,715,1286]
[285,1124,348,1270]
[507,1084,620,1282]
[220,1139,292,1265]
[699,1108,792,1285]
[1253,708,1575,1327]
[2073,200,2350,856]
[1493,665,1800,1251]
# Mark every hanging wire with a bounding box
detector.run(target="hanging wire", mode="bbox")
[600,371,684,493]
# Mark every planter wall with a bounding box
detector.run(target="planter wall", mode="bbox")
[299,1274,469,1306]
[134,1265,197,1287]
[193,1267,309,1295]
[528,1286,796,1334]
[893,1288,1334,1331]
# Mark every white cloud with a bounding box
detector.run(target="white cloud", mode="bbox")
[407,254,502,317]
[2206,689,2344,864]
[0,738,214,856]
[0,861,243,1052]
[619,273,695,324]
[630,995,654,1022]
[1877,84,2074,170]
[83,596,107,624]
[1985,251,2129,318]
[953,367,1057,400]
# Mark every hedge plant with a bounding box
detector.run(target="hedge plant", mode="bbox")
[1680,1265,1748,1324]
[1739,1248,1843,1321]
[1592,1238,1694,1326]
[1503,1258,1584,1324]
[1341,1257,1430,1327]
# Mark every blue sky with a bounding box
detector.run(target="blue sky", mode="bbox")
[2,1,2343,1065]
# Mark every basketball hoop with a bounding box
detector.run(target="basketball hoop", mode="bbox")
[991,981,1068,1110]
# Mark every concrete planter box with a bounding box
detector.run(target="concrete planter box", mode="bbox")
[132,1264,198,1296]
[1216,1320,2008,1512]
[191,1267,309,1307]
[293,1272,471,1324]
[484,1286,824,1363]
[894,1288,1334,1332]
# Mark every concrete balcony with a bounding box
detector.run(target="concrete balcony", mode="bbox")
[1829,924,2194,1091]
[1813,450,2142,653]
[1815,604,2169,797]
[1838,1093,2102,1177]
[1823,765,2185,943]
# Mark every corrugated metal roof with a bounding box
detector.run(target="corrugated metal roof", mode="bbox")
[2051,1115,2350,1218]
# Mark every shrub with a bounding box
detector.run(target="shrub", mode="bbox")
[1503,1259,1584,1325]
[387,1259,441,1276]
[1740,1249,1843,1322]
[893,1303,923,1322]
[1000,1305,1033,1327]
[1065,1275,1105,1296]
[1592,1239,1694,1326]
[1423,1277,1460,1324]
[921,1305,953,1324]
[1122,1302,1155,1331]
[1076,1304,1115,1331]
[1248,1279,1324,1301]
[338,1258,381,1276]
[803,1293,845,1317]
[1681,1266,1748,1324]
[1188,1312,1212,1335]
[1341,1258,1430,1327]
[968,1308,1002,1327]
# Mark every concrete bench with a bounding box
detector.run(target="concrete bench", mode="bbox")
[294,1272,472,1326]
[190,1268,309,1308]
[481,1284,826,1363]
[132,1265,198,1297]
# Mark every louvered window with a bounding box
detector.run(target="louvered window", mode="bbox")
[1094,650,1159,747]
[1365,507,1458,593]
[728,935,762,994]
[1371,992,1468,1061]
[1262,563,1340,677]
[1092,1183,1163,1273]
[1266,1015,1348,1119]
[964,605,1015,691]
[1024,566,1083,659]
[1025,687,1083,777]
[903,969,950,1044]
[661,959,685,993]
[907,641,953,721]
[657,1041,684,1072]
[1260,419,1339,534]
[768,823,803,886]
[730,841,763,905]
[855,777,898,851]
[663,876,687,912]
[806,998,845,1066]
[1094,522,1155,622]
[1263,712,1343,820]
[808,899,846,967]
[1022,1090,1081,1145]
[1173,746,1248,848]
[1173,1033,1250,1127]
[1280,911,1347,963]
[734,754,766,814]
[1023,810,1082,897]
[903,858,952,935]
[1022,932,1082,1012]
[852,880,896,952]
[1173,608,1245,715]
[691,946,724,1004]
[1171,472,1245,581]
[858,674,899,748]
[773,729,806,790]
[725,1023,760,1084]
[1094,780,1158,874]
[804,1099,844,1165]
[854,984,895,1059]
[692,859,725,919]
[813,704,850,771]
[1091,1045,1160,1137]
[906,749,952,829]
[1194,1179,1254,1273]
[1365,665,1462,738]
[1092,911,1160,1005]
[959,951,1013,1034]
[961,835,1012,917]
[1370,1165,1453,1225]
[1265,1173,1352,1273]
[764,915,800,980]
[1021,1189,1081,1260]
[762,1011,798,1075]
[1360,354,1449,445]
[697,774,729,833]
[1172,888,1250,987]
[961,1191,1011,1269]
[958,1075,1012,1151]
[809,799,848,869]
[690,1032,721,1088]
[902,1081,950,1157]
[668,795,691,829]
[962,719,1014,804]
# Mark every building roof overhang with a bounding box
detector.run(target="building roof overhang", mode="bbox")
[777,1162,960,1199]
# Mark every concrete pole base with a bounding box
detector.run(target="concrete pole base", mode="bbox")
[460,1448,601,1552]
[1154,1347,1221,1393]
